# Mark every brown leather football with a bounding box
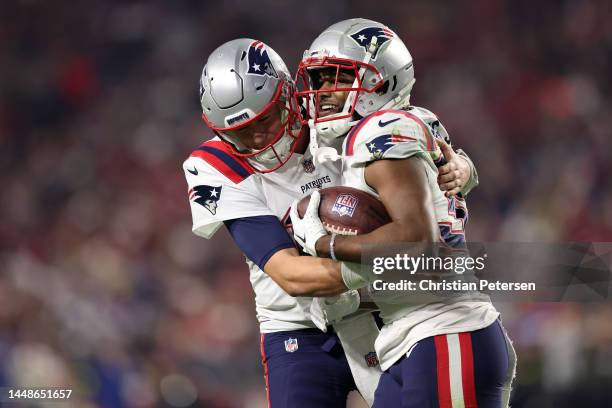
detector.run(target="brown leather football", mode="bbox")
[297,187,391,235]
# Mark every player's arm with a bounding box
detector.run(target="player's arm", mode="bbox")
[263,248,347,297]
[184,154,347,297]
[224,215,347,297]
[314,157,438,263]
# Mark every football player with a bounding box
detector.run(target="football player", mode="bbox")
[188,38,382,407]
[290,19,516,407]
[186,38,478,406]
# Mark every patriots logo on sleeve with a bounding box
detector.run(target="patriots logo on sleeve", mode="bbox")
[350,27,394,59]
[366,134,417,159]
[190,185,222,215]
[247,41,278,78]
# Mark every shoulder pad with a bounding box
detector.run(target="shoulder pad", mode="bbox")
[407,106,438,123]
[344,109,437,156]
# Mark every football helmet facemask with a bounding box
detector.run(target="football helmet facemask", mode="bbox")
[295,18,416,141]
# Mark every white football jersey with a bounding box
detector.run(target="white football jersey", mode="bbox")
[183,137,343,333]
[341,107,499,371]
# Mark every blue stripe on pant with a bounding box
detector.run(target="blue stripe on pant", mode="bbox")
[373,320,515,408]
[261,328,357,407]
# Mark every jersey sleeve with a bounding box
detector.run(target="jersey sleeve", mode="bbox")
[224,215,296,270]
[344,109,439,167]
[183,152,273,240]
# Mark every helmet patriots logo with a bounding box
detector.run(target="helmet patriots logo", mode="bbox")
[247,41,278,78]
[366,134,416,160]
[190,185,222,215]
[350,27,394,59]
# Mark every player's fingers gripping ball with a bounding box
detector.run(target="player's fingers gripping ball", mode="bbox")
[290,190,328,256]
[289,200,307,250]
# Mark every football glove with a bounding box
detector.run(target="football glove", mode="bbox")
[290,190,328,256]
[310,290,361,330]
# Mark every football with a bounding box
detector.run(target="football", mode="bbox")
[297,186,391,235]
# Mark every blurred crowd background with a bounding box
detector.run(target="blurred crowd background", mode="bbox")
[1,0,611,407]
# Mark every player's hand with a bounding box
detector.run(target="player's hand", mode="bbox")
[290,190,328,256]
[310,290,360,328]
[436,138,471,197]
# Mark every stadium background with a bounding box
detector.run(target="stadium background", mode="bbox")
[1,0,611,406]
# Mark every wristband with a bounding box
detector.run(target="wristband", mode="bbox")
[330,233,338,261]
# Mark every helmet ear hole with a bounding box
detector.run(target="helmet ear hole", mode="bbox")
[376,80,390,95]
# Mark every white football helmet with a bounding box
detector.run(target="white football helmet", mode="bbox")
[200,39,303,172]
[295,18,415,142]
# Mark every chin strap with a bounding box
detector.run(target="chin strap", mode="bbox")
[309,119,342,165]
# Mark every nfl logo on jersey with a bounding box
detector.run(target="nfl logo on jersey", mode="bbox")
[364,352,379,367]
[302,158,315,173]
[284,338,299,353]
[332,194,359,217]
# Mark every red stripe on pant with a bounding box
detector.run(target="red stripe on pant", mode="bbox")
[434,335,452,408]
[260,334,271,407]
[459,332,478,407]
